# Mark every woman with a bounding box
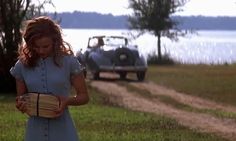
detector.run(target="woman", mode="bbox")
[10,16,89,141]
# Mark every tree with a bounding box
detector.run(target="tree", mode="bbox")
[128,0,188,61]
[0,0,55,93]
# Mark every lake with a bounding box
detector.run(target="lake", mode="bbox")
[62,29,236,64]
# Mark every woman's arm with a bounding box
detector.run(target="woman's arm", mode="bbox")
[57,72,89,108]
[16,79,27,96]
[15,79,28,113]
[55,70,89,117]
[56,73,89,117]
[68,73,89,105]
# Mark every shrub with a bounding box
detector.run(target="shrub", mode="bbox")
[147,53,176,65]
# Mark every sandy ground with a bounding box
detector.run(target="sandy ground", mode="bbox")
[88,74,236,141]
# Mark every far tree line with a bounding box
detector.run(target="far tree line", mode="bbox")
[55,12,236,30]
[0,0,188,93]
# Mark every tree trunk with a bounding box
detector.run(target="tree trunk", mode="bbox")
[157,33,162,60]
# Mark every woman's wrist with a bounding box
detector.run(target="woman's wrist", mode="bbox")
[66,96,79,106]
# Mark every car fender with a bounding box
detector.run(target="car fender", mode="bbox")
[135,54,148,67]
[87,52,112,70]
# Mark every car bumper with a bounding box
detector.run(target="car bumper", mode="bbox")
[98,65,147,72]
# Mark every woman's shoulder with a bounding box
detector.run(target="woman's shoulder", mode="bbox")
[61,55,79,65]
[61,55,82,73]
[62,54,77,61]
[10,59,26,79]
[14,59,24,67]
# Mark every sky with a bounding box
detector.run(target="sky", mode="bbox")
[40,0,236,17]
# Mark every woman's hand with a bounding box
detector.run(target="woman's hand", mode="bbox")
[54,96,69,117]
[15,96,27,114]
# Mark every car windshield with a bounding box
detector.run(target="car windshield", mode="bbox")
[103,37,127,46]
[88,36,128,48]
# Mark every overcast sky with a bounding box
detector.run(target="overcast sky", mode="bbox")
[40,0,236,17]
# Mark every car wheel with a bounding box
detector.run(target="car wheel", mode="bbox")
[92,71,100,80]
[113,48,135,66]
[83,70,87,78]
[137,71,145,81]
[119,72,127,80]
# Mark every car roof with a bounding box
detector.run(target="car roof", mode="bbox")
[89,35,127,39]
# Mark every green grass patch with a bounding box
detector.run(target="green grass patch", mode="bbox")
[0,95,27,141]
[117,82,236,121]
[147,64,236,106]
[0,88,226,141]
[158,95,236,120]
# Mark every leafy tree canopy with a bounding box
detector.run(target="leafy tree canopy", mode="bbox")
[128,0,189,62]
[0,0,55,93]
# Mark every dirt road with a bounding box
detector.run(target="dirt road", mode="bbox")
[89,76,236,141]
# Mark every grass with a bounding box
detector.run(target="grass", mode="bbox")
[73,87,226,141]
[156,94,236,120]
[146,64,236,106]
[127,64,236,121]
[118,81,236,120]
[0,86,226,141]
[0,95,27,141]
[1,64,235,141]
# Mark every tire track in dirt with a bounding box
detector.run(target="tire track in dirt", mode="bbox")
[90,81,236,141]
[129,81,236,113]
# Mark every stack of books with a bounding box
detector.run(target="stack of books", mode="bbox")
[21,93,61,118]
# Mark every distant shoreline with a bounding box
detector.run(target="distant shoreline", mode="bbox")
[48,11,236,30]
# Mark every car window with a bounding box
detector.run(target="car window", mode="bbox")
[88,38,99,48]
[88,37,129,48]
[104,37,127,46]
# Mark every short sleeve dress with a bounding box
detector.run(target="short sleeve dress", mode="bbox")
[10,55,82,141]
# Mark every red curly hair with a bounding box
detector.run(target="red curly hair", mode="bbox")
[19,16,73,67]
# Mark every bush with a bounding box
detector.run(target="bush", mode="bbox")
[0,73,16,93]
[147,53,176,65]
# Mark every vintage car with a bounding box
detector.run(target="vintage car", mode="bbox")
[77,35,147,81]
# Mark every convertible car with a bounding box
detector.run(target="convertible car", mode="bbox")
[77,35,147,81]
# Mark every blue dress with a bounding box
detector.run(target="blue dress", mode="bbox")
[10,55,82,141]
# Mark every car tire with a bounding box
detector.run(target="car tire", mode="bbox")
[119,72,127,80]
[83,70,87,78]
[92,71,100,80]
[137,71,145,81]
[113,48,135,66]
